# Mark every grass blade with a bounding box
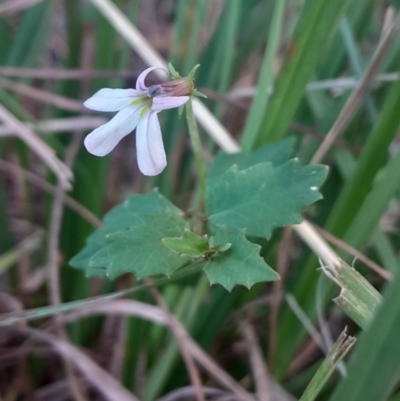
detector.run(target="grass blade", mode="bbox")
[255,0,352,146]
[299,328,356,401]
[241,0,285,150]
[329,268,400,401]
[327,76,400,237]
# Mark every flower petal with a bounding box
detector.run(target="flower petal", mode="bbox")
[84,88,142,112]
[151,96,190,111]
[136,112,167,176]
[84,106,142,156]
[136,67,168,93]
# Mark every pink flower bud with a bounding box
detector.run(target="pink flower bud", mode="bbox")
[149,78,194,98]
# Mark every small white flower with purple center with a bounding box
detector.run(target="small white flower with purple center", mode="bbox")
[83,67,192,176]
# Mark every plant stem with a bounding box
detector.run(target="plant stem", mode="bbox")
[186,98,207,208]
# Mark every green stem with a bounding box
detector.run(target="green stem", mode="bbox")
[185,98,207,206]
[0,261,205,326]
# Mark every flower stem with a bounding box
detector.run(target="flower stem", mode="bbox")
[186,98,207,206]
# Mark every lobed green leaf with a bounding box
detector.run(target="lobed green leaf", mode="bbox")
[204,227,279,291]
[207,159,328,238]
[89,212,190,279]
[69,190,184,276]
[209,137,295,178]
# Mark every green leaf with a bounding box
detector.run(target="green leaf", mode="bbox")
[162,229,209,258]
[69,241,104,276]
[69,190,183,275]
[204,227,279,291]
[207,159,328,238]
[209,137,295,178]
[89,211,190,279]
[212,243,232,253]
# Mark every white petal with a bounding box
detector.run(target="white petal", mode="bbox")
[136,112,167,176]
[84,106,142,156]
[136,67,168,93]
[152,96,189,111]
[84,88,142,112]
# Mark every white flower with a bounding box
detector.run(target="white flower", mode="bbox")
[83,67,191,176]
